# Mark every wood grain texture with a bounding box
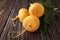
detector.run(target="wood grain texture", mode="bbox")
[0,0,60,40]
[0,0,16,35]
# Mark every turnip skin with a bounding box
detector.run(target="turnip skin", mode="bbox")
[18,8,29,22]
[23,15,40,32]
[11,8,29,22]
[29,3,44,17]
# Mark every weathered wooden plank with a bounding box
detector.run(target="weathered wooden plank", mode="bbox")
[53,24,60,40]
[0,0,60,40]
[0,0,23,40]
[55,20,60,33]
[25,32,35,40]
[0,0,7,8]
[51,0,60,7]
[33,32,42,40]
[1,1,17,40]
[41,33,49,40]
[0,0,3,6]
[48,24,60,40]
[51,0,60,40]
[0,0,16,35]
[47,18,60,40]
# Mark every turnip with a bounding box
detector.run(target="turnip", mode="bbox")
[29,3,44,17]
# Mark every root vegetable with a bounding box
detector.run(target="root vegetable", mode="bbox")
[11,8,29,22]
[29,3,44,17]
[23,15,40,32]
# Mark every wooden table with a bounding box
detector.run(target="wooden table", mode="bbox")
[0,0,60,40]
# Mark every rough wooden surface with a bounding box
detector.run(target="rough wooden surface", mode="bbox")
[0,0,60,40]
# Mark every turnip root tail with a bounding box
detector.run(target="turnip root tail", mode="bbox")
[11,16,18,21]
[13,29,26,38]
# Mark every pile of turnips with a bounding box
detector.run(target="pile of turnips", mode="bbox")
[11,3,44,38]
